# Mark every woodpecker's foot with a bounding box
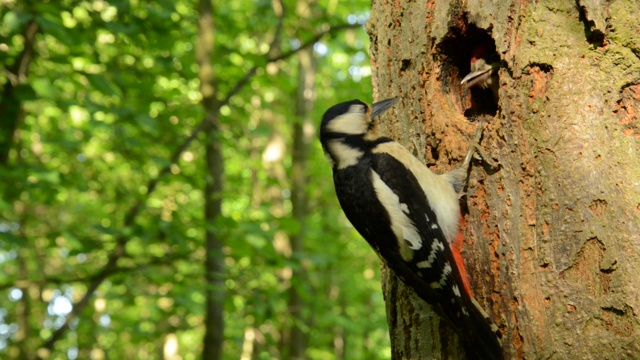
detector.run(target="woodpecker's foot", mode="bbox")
[439,122,499,196]
[460,123,484,171]
[473,144,499,169]
[410,133,427,161]
[464,122,498,170]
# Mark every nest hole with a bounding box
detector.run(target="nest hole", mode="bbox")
[437,24,500,118]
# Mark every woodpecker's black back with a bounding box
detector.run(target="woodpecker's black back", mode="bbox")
[319,99,503,360]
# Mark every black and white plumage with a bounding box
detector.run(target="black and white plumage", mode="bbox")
[319,98,503,360]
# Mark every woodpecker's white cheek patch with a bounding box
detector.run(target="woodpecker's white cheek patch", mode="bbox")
[328,140,363,169]
[325,109,368,135]
[371,170,421,261]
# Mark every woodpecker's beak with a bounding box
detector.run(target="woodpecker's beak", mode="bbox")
[371,97,398,118]
[460,68,492,88]
[460,61,498,89]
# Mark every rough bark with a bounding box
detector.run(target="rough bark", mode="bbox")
[368,0,640,359]
[198,0,226,359]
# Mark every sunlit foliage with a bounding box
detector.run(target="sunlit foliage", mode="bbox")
[0,0,390,359]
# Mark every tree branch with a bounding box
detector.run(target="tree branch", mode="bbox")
[39,249,191,351]
[1,253,189,292]
[268,23,359,63]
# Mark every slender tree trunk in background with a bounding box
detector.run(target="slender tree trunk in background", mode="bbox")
[368,0,640,358]
[198,0,225,359]
[202,97,225,360]
[287,45,316,359]
[0,21,38,166]
[1,20,39,360]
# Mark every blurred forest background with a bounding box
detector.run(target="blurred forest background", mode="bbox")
[0,0,391,359]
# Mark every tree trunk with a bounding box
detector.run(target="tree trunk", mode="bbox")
[286,45,316,359]
[0,20,38,166]
[368,0,640,359]
[198,0,226,359]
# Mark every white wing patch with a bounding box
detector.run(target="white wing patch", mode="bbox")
[327,140,364,169]
[452,284,461,298]
[430,262,452,289]
[400,203,409,213]
[373,142,460,243]
[402,226,422,250]
[371,170,422,261]
[416,240,445,269]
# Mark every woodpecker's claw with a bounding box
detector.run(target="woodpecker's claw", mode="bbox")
[447,123,498,194]
[460,123,485,170]
[466,123,499,169]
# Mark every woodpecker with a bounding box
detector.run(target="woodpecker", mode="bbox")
[319,98,503,360]
[460,43,500,101]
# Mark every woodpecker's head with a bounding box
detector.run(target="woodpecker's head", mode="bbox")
[319,98,397,169]
[460,43,500,90]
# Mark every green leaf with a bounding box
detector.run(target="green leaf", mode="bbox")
[85,73,123,97]
[31,78,56,99]
[36,13,81,46]
[33,170,60,184]
[134,114,158,135]
[0,232,23,245]
[15,84,37,101]
[279,217,301,235]
[245,233,267,249]
[3,11,34,35]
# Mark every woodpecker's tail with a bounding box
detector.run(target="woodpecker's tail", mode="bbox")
[462,297,504,360]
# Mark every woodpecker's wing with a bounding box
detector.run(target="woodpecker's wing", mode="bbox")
[367,146,503,360]
[368,150,473,318]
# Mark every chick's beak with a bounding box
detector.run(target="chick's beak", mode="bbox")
[371,97,398,118]
[460,68,493,88]
[460,59,498,89]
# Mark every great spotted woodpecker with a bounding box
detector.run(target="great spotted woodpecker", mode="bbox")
[319,98,503,359]
[460,43,500,100]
